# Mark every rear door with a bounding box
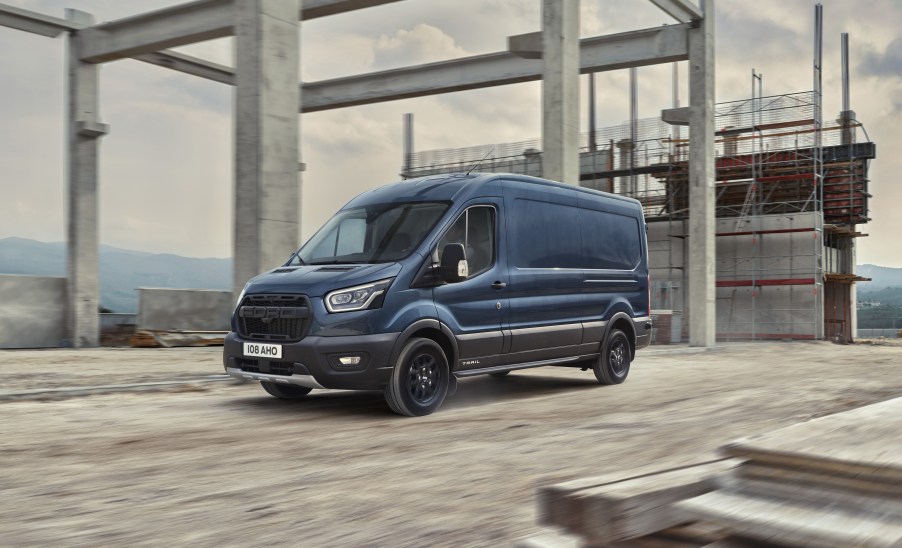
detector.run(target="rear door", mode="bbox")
[575,203,646,321]
[433,201,509,370]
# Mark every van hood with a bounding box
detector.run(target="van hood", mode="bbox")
[244,262,403,298]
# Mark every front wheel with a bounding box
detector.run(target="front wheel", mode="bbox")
[593,328,631,385]
[384,338,450,417]
[261,381,312,399]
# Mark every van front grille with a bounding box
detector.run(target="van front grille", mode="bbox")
[237,294,309,342]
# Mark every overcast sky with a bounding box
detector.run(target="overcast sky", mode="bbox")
[1,0,900,266]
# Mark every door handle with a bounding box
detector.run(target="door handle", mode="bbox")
[491,281,506,290]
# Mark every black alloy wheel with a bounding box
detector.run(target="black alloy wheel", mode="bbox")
[385,338,450,416]
[593,328,632,385]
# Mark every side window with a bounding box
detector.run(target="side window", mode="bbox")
[510,199,581,268]
[579,208,641,270]
[436,206,496,277]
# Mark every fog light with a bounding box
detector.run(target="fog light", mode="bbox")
[338,356,362,365]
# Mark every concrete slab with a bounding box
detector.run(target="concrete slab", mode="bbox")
[0,275,67,348]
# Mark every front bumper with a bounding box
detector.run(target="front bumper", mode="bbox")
[223,331,399,391]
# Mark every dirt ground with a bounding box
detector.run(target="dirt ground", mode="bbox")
[1,340,900,547]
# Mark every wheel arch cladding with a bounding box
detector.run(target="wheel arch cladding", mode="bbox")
[610,315,636,358]
[404,328,455,370]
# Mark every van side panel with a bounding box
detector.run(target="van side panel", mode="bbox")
[500,181,586,364]
[501,178,649,363]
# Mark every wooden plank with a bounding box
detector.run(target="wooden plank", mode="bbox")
[675,490,902,547]
[541,460,739,545]
[736,463,902,499]
[724,473,902,517]
[722,397,902,484]
[537,457,728,532]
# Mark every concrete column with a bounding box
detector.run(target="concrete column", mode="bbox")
[234,0,301,293]
[541,0,579,185]
[66,9,109,348]
[687,0,715,347]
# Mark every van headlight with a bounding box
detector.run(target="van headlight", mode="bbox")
[325,279,393,313]
[235,283,250,310]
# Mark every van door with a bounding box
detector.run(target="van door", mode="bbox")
[501,181,585,364]
[433,202,508,370]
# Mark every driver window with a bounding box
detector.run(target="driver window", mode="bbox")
[437,206,495,277]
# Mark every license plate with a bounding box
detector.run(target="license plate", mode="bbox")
[243,342,282,359]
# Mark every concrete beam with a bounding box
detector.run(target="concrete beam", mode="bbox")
[662,106,690,126]
[76,0,404,64]
[0,4,240,85]
[508,31,543,60]
[302,24,690,112]
[301,0,403,20]
[649,0,702,23]
[541,0,579,185]
[133,50,235,85]
[0,4,70,37]
[78,0,233,63]
[687,0,715,347]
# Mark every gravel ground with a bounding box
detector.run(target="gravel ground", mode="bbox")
[1,340,900,546]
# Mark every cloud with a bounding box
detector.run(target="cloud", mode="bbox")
[373,24,469,68]
[858,37,902,79]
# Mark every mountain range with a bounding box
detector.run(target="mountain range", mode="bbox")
[0,237,231,313]
[2,237,901,312]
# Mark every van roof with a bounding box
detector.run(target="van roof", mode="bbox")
[343,172,643,210]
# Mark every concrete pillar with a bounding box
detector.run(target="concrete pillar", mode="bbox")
[234,0,301,293]
[66,9,108,348]
[541,0,579,185]
[687,0,716,347]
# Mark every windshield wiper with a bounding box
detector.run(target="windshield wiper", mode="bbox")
[287,250,305,266]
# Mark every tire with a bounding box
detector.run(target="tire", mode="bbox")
[489,370,511,378]
[593,328,632,385]
[384,338,450,417]
[261,381,312,399]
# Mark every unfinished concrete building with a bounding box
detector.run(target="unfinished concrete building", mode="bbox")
[1,0,720,348]
[403,24,875,345]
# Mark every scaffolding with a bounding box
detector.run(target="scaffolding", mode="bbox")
[404,90,874,342]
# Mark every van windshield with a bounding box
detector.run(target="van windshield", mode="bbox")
[290,201,449,265]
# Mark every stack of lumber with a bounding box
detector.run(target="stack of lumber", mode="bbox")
[533,459,740,546]
[129,330,226,348]
[676,397,902,547]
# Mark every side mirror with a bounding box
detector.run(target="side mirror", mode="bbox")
[439,243,469,283]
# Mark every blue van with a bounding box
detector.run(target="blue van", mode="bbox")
[224,173,651,416]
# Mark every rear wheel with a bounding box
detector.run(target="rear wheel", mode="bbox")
[593,328,631,385]
[261,381,312,399]
[385,338,450,417]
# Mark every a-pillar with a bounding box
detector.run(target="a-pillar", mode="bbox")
[234,0,301,294]
[541,0,579,185]
[687,0,716,347]
[66,9,109,348]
